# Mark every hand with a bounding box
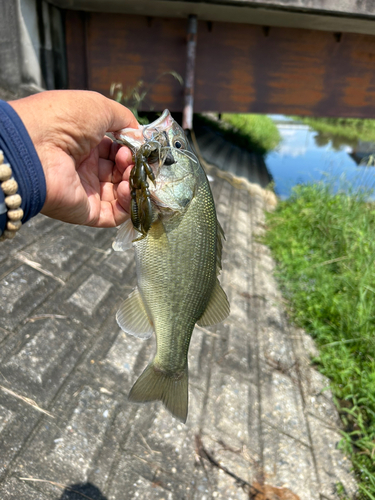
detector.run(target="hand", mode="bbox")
[9,90,139,227]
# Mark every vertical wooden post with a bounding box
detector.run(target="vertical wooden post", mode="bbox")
[182,14,198,131]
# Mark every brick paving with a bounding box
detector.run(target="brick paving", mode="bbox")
[0,138,357,499]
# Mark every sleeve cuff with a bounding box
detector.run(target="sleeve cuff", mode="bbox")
[0,100,46,235]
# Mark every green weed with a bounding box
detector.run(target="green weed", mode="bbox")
[194,113,281,155]
[264,183,375,498]
[222,113,281,153]
[110,71,183,124]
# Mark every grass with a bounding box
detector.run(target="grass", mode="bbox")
[264,183,375,499]
[194,113,281,155]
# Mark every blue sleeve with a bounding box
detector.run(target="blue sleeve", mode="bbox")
[0,100,46,235]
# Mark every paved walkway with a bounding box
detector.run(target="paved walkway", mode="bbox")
[0,135,356,499]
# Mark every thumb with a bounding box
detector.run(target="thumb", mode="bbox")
[104,96,140,132]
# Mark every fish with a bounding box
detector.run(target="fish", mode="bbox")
[113,110,230,422]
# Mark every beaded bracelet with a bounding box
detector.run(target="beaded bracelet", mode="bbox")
[0,150,23,241]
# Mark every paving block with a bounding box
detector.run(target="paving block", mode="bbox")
[50,387,117,480]
[104,330,148,388]
[69,225,115,247]
[258,305,296,370]
[0,477,51,500]
[260,366,309,446]
[19,232,91,282]
[38,266,120,331]
[68,274,113,316]
[0,264,59,330]
[85,406,135,493]
[0,324,11,344]
[17,386,118,485]
[308,414,357,499]
[205,365,250,448]
[94,248,136,283]
[300,367,342,428]
[262,422,319,500]
[188,326,212,383]
[0,404,13,434]
[0,215,59,262]
[0,391,42,481]
[2,317,91,404]
[212,467,250,500]
[201,432,258,486]
[107,410,193,500]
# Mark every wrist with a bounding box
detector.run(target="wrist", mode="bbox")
[0,101,46,228]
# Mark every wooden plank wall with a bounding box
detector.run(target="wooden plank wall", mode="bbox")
[65,10,375,118]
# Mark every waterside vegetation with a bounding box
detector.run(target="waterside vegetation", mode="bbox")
[264,183,375,499]
[195,113,281,155]
[296,117,375,152]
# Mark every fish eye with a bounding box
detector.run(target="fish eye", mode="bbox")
[174,138,185,149]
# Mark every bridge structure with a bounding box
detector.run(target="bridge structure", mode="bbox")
[55,0,375,119]
[2,1,375,118]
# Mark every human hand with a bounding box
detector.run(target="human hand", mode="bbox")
[9,90,139,227]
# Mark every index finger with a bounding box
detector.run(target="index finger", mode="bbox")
[115,145,133,175]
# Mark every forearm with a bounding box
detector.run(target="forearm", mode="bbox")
[0,100,46,237]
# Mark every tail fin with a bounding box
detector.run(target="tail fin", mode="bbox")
[128,363,188,423]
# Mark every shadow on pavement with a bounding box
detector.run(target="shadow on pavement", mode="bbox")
[59,483,108,500]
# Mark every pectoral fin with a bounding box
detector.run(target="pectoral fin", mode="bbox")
[112,217,139,252]
[197,279,230,327]
[116,288,153,339]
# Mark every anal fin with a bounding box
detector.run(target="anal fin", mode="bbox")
[197,278,230,327]
[116,288,153,339]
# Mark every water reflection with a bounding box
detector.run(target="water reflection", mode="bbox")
[313,131,358,151]
[266,117,375,199]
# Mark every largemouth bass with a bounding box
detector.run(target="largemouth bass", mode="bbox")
[113,110,229,422]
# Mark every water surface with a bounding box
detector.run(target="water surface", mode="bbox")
[266,116,375,199]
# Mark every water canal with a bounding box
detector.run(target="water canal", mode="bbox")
[265,116,375,200]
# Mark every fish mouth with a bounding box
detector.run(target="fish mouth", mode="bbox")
[143,109,173,135]
[161,131,176,165]
[164,151,176,165]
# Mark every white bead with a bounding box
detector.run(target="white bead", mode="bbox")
[5,194,22,209]
[8,208,23,221]
[0,164,12,182]
[7,220,21,231]
[1,179,18,195]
